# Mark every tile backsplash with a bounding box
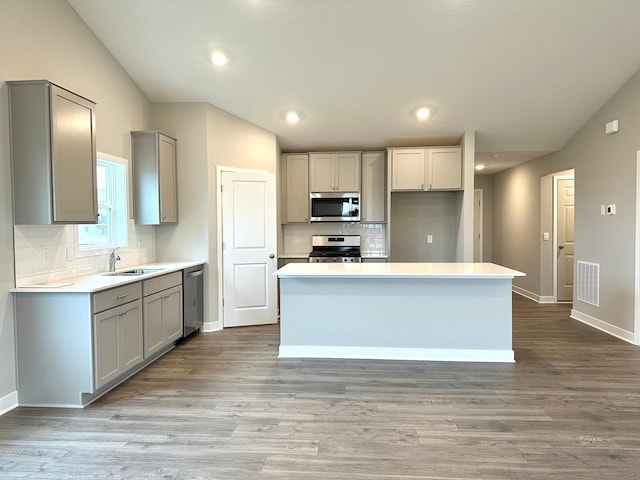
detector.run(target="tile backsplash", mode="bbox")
[283,223,386,256]
[14,221,156,287]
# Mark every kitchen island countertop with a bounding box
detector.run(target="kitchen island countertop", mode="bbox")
[276,262,524,279]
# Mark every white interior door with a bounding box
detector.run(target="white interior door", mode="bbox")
[557,178,575,302]
[222,171,277,327]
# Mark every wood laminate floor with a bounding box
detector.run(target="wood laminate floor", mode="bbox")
[2,295,640,479]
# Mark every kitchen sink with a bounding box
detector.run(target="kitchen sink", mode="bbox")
[103,268,162,277]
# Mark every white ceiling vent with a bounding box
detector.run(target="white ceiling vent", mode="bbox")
[577,261,600,307]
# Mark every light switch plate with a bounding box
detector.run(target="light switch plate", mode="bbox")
[543,232,550,241]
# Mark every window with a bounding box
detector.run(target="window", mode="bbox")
[76,153,128,253]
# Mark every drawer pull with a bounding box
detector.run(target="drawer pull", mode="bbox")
[116,294,130,300]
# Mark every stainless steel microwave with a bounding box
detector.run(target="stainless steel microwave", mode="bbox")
[310,192,360,222]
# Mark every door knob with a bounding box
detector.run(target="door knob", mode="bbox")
[558,245,565,250]
[269,253,275,258]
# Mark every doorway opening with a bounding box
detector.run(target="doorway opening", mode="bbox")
[216,167,278,328]
[553,171,575,303]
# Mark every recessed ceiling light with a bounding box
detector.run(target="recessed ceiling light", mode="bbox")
[475,164,486,171]
[286,111,301,124]
[211,49,229,67]
[415,107,430,120]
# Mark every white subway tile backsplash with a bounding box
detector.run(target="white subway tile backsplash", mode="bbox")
[14,221,156,287]
[282,223,386,256]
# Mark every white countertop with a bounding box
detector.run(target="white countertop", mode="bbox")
[275,262,525,279]
[11,261,205,293]
[278,253,389,259]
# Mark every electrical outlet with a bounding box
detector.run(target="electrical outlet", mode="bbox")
[427,235,433,244]
[66,246,74,262]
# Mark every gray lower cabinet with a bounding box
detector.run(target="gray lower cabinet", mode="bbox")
[14,271,184,408]
[94,299,143,390]
[143,272,183,358]
[8,80,98,225]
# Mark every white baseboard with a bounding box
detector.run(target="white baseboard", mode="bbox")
[279,346,515,363]
[203,320,222,332]
[539,295,555,304]
[570,309,637,345]
[0,391,18,416]
[512,285,543,303]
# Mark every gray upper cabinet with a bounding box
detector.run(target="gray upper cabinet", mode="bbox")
[131,131,178,225]
[309,152,361,192]
[281,153,309,223]
[8,80,98,225]
[361,152,386,223]
[390,147,462,191]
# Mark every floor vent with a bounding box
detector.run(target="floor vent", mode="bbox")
[577,261,599,306]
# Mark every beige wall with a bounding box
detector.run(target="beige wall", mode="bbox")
[0,0,152,405]
[493,66,640,336]
[390,192,460,262]
[205,105,278,329]
[150,103,210,263]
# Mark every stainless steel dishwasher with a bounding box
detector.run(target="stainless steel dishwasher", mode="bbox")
[182,265,204,338]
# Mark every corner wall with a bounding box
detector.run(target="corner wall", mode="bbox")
[149,103,278,331]
[493,66,640,339]
[206,105,278,330]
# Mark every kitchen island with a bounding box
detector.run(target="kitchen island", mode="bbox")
[275,263,525,363]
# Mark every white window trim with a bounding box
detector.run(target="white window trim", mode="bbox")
[74,152,130,258]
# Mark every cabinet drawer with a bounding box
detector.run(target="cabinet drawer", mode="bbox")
[143,271,182,296]
[93,282,142,314]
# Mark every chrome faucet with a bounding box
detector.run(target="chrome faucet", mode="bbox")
[109,247,121,272]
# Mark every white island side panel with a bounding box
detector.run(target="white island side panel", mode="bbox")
[278,275,515,362]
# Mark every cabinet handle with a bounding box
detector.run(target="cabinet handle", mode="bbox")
[116,294,130,300]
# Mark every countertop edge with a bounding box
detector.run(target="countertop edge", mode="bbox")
[11,261,206,294]
[275,262,525,279]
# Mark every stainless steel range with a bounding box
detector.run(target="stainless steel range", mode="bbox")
[308,235,362,263]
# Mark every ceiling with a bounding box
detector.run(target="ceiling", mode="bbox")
[67,0,640,174]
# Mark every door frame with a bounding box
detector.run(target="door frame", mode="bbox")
[553,174,575,302]
[634,150,640,345]
[215,166,272,329]
[473,188,483,262]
